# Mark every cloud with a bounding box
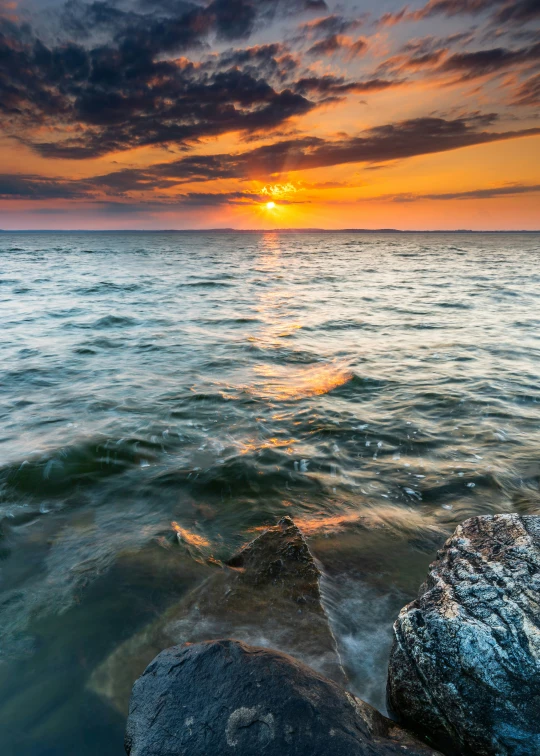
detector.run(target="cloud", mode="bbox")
[297,13,364,39]
[3,115,539,205]
[409,0,500,19]
[0,173,92,199]
[292,74,402,98]
[401,33,474,54]
[60,0,328,47]
[2,0,539,211]
[294,12,367,59]
[493,0,540,24]
[440,41,540,80]
[215,43,299,81]
[377,0,539,27]
[0,21,320,159]
[378,37,540,91]
[512,72,540,106]
[0,0,337,159]
[375,32,474,76]
[87,113,540,188]
[306,34,367,59]
[385,183,540,201]
[0,176,306,207]
[174,189,306,205]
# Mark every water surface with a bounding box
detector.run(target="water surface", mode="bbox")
[1,232,539,754]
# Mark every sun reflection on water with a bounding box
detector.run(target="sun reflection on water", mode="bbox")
[250,361,353,401]
[171,522,211,549]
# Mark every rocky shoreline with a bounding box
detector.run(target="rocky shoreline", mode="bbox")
[106,514,538,755]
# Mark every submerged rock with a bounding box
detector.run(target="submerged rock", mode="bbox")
[90,517,345,712]
[125,639,442,756]
[387,514,540,756]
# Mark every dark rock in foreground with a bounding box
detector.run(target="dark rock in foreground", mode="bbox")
[387,514,540,756]
[125,639,441,756]
[90,517,345,712]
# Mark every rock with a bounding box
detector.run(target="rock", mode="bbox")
[125,639,442,756]
[90,517,346,712]
[387,514,540,756]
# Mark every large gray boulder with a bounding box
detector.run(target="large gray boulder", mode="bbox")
[125,639,442,756]
[90,517,346,712]
[387,514,540,756]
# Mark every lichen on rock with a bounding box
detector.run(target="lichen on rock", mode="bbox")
[125,639,442,756]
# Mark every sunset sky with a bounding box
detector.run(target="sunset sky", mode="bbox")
[0,0,539,229]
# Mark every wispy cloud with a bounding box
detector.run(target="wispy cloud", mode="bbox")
[381,183,540,202]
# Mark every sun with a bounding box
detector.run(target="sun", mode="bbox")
[265,201,276,210]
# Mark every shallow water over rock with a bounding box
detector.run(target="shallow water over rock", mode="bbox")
[90,517,346,713]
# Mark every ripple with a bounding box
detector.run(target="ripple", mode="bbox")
[1,436,159,497]
[92,315,139,328]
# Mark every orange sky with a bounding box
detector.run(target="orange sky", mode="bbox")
[0,0,539,229]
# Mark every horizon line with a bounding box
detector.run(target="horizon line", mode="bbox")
[1,228,540,234]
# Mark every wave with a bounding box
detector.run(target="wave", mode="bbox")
[92,315,139,328]
[195,317,261,326]
[154,450,323,499]
[308,319,378,332]
[0,436,159,497]
[74,282,142,295]
[179,280,235,288]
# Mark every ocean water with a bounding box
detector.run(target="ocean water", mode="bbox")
[0,231,539,754]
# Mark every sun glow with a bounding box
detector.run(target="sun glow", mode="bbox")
[265,201,276,210]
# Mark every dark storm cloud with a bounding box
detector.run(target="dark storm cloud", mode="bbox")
[88,113,540,188]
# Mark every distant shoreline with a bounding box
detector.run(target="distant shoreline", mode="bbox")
[1,228,539,234]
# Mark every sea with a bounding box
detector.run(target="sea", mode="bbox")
[0,231,539,754]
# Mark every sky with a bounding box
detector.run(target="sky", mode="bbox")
[0,0,539,229]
